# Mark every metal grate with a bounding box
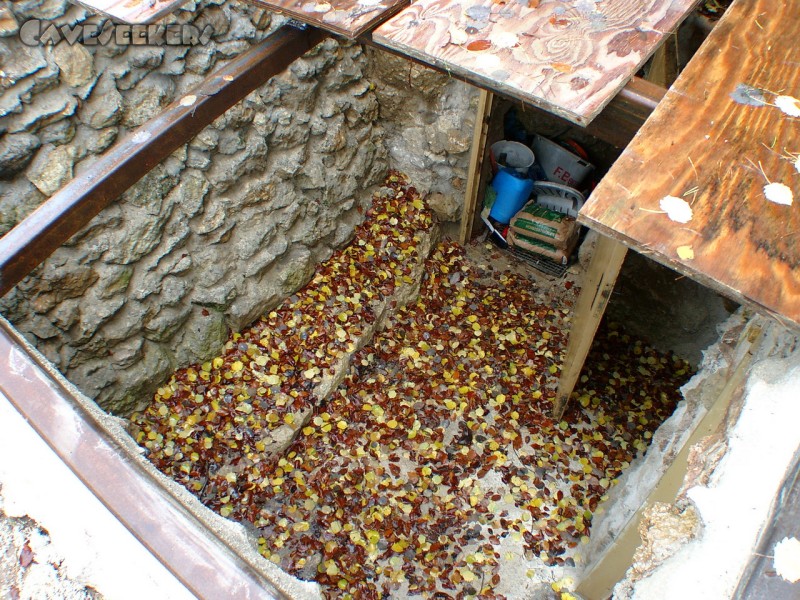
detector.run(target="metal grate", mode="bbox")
[508,246,569,277]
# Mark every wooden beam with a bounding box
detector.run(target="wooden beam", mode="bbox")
[553,235,627,419]
[0,25,327,298]
[459,89,494,244]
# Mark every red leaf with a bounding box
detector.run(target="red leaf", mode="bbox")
[466,40,492,52]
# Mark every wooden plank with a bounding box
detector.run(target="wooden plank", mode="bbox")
[243,0,409,38]
[71,0,191,23]
[373,0,697,126]
[459,89,494,243]
[580,0,800,329]
[366,23,669,144]
[553,235,627,419]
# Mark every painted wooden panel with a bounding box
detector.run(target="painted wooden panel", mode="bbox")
[72,0,191,23]
[243,0,409,38]
[373,0,696,125]
[580,0,800,328]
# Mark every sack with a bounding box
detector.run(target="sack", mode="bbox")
[507,229,577,265]
[509,202,579,250]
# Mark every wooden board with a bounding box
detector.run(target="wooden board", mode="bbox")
[373,0,697,125]
[580,0,800,329]
[72,0,191,23]
[244,0,409,38]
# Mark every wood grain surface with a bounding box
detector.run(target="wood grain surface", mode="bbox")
[244,0,409,38]
[373,0,696,125]
[580,0,800,328]
[72,0,190,23]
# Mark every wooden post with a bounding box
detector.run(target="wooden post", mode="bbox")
[645,30,679,88]
[459,89,494,244]
[553,236,627,418]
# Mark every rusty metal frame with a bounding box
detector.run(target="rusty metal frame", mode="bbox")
[0,24,327,298]
[0,317,289,599]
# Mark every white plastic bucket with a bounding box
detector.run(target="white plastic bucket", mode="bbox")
[530,134,594,188]
[490,141,535,175]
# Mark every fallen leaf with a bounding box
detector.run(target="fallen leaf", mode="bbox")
[774,537,800,583]
[764,182,794,205]
[490,31,519,49]
[676,245,694,260]
[775,95,800,117]
[448,26,469,45]
[729,83,766,107]
[659,196,693,223]
[19,542,34,568]
[528,0,540,7]
[551,62,574,74]
[466,40,492,52]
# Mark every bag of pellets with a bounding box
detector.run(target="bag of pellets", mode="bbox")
[509,201,579,250]
[507,229,576,265]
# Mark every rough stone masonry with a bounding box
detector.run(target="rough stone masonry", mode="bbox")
[0,0,478,414]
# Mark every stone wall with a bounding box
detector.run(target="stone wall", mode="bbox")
[365,48,478,225]
[0,0,391,414]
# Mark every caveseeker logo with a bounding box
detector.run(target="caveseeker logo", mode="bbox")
[19,19,213,47]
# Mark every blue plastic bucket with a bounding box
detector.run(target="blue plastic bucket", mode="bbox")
[489,169,535,224]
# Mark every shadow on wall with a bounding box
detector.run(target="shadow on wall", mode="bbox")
[364,48,478,226]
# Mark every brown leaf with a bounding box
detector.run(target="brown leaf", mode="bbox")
[19,542,34,568]
[466,40,492,52]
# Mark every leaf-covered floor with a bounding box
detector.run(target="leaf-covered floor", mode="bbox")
[130,174,693,599]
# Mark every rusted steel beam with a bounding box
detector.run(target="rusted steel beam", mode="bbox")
[363,34,665,147]
[0,24,327,298]
[0,318,287,599]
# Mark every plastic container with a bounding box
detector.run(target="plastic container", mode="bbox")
[532,181,586,218]
[488,168,535,224]
[490,141,535,175]
[530,134,594,188]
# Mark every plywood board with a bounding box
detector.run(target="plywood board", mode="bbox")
[580,0,800,328]
[244,0,409,38]
[373,0,696,125]
[72,0,191,23]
